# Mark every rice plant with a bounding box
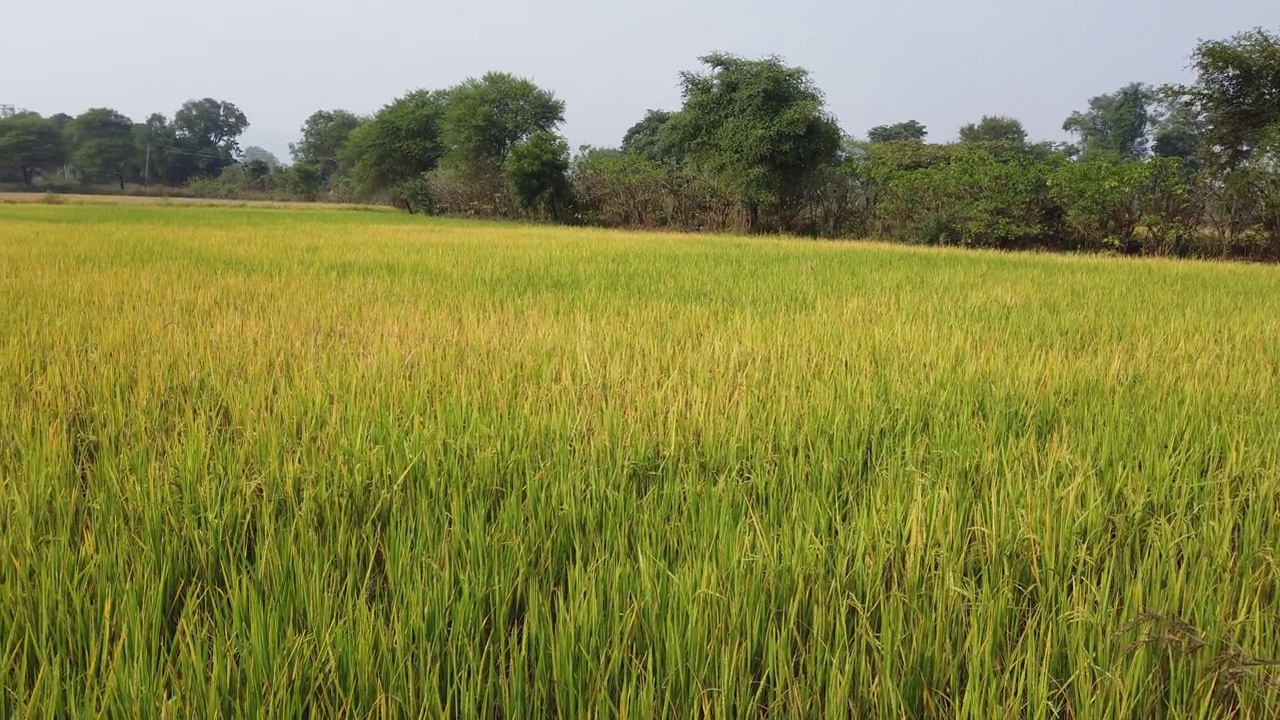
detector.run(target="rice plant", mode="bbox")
[2,203,1279,717]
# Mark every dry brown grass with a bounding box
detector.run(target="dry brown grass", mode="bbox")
[0,191,392,212]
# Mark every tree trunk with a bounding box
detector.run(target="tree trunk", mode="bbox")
[117,173,125,190]
[21,166,33,186]
[746,203,760,234]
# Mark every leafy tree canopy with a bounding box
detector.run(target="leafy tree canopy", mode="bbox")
[1062,82,1155,159]
[868,120,928,144]
[1174,27,1280,167]
[959,116,1028,145]
[663,52,842,231]
[173,98,249,178]
[70,108,136,188]
[621,110,680,162]
[342,89,450,199]
[442,72,565,171]
[0,112,66,185]
[290,109,364,181]
[505,129,572,217]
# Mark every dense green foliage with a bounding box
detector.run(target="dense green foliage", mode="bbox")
[4,25,1280,259]
[340,90,449,211]
[170,99,249,180]
[504,130,573,217]
[4,204,1280,716]
[1062,83,1155,160]
[621,109,678,162]
[0,113,66,185]
[1,99,249,189]
[441,72,566,171]
[867,120,929,144]
[664,53,842,233]
[1178,28,1280,168]
[69,109,137,189]
[563,27,1280,258]
[290,110,365,188]
[959,116,1028,145]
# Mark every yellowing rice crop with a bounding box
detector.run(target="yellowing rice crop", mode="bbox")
[3,203,1280,717]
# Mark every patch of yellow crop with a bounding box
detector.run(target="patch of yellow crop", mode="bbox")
[3,204,1280,716]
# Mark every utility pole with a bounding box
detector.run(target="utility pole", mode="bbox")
[144,144,151,185]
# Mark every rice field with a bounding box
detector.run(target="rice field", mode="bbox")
[3,202,1280,718]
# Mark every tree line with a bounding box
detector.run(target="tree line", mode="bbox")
[0,99,253,190]
[3,26,1278,258]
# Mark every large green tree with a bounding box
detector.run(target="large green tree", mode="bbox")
[290,109,364,184]
[173,98,248,178]
[505,129,572,218]
[867,120,928,144]
[1151,95,1204,164]
[621,109,680,162]
[1062,82,1155,159]
[959,116,1028,145]
[663,52,842,232]
[1175,27,1280,167]
[0,112,66,185]
[441,72,565,171]
[134,112,186,185]
[341,89,449,202]
[70,108,137,189]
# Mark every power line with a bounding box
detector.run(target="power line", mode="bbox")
[139,140,241,160]
[140,141,268,184]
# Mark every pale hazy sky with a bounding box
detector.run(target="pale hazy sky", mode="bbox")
[7,0,1277,161]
